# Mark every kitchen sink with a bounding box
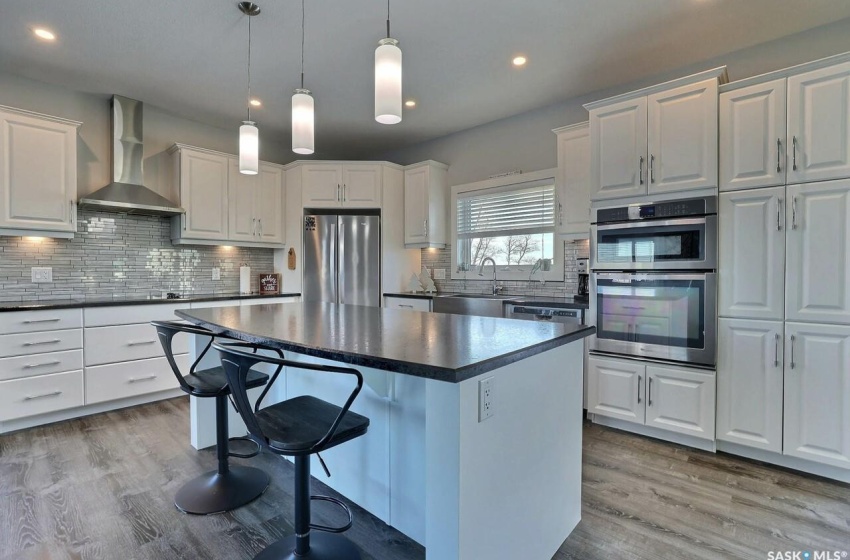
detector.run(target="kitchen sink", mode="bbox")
[432,294,513,317]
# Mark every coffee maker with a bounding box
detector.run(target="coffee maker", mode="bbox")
[575,257,589,303]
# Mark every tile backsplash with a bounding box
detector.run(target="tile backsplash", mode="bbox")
[0,210,275,302]
[421,239,589,297]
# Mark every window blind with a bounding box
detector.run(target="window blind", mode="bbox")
[456,179,555,239]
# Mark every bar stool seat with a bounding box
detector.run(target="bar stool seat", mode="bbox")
[186,366,269,397]
[256,395,369,453]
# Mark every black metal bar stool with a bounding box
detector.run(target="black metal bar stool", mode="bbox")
[215,342,370,560]
[153,320,282,515]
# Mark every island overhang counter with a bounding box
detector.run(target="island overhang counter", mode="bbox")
[176,302,595,560]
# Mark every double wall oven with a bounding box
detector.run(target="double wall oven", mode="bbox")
[590,196,717,367]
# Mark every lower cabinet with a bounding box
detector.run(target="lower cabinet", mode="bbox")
[384,296,431,312]
[85,356,185,405]
[0,370,84,421]
[587,354,716,441]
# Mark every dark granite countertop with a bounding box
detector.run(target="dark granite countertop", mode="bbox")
[177,302,595,383]
[383,292,589,310]
[0,292,301,312]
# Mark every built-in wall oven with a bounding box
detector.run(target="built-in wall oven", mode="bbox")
[590,195,718,367]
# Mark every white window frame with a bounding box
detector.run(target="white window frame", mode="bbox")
[450,169,564,282]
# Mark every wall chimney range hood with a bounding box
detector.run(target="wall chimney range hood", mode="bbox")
[78,96,184,217]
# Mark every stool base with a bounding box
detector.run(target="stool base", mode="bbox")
[255,532,362,560]
[175,466,269,515]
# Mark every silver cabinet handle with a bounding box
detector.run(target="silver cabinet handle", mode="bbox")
[637,375,642,404]
[650,154,655,183]
[424,219,428,238]
[648,376,653,406]
[343,184,347,201]
[789,335,796,369]
[23,318,61,324]
[337,184,341,202]
[777,138,782,173]
[777,198,783,231]
[558,201,563,226]
[24,360,61,369]
[639,156,644,185]
[127,340,156,346]
[69,199,75,222]
[252,218,257,236]
[258,218,263,237]
[621,305,645,311]
[792,196,798,230]
[792,136,798,171]
[25,391,62,401]
[398,304,414,309]
[129,375,157,383]
[774,333,780,368]
[23,339,61,347]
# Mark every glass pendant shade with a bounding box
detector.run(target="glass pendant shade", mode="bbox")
[239,121,259,175]
[292,89,315,155]
[375,38,402,125]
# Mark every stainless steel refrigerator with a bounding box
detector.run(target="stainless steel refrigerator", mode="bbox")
[303,212,381,306]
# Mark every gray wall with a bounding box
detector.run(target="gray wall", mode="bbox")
[371,17,850,187]
[0,71,296,200]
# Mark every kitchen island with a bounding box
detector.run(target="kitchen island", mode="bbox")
[177,302,594,560]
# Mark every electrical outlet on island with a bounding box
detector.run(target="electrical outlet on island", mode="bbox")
[478,376,495,422]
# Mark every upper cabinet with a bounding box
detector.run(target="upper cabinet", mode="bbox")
[168,144,285,248]
[0,105,81,238]
[553,122,591,239]
[586,69,725,201]
[404,161,448,248]
[301,162,382,208]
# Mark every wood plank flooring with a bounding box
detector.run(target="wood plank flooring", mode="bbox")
[1,397,848,559]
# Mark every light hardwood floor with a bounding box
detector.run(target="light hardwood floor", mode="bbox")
[1,397,847,559]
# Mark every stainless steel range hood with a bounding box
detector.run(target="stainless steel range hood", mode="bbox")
[78,96,184,217]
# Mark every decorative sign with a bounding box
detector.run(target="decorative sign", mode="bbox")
[259,273,281,295]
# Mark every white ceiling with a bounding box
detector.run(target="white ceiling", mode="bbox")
[2,0,850,158]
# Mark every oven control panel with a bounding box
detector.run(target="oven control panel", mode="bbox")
[596,197,713,224]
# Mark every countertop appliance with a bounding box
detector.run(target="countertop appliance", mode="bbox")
[506,304,583,326]
[589,195,718,367]
[303,211,381,307]
[576,257,589,303]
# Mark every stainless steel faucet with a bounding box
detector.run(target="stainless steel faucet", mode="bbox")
[478,257,500,295]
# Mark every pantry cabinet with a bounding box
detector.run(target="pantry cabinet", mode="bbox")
[0,105,80,238]
[553,122,591,238]
[404,161,448,248]
[300,163,382,208]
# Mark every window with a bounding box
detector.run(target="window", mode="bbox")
[451,170,563,281]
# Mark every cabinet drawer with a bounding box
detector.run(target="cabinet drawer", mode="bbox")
[0,308,82,335]
[0,370,84,421]
[84,304,185,327]
[84,323,188,366]
[0,328,83,358]
[0,349,83,382]
[85,355,186,404]
[385,297,431,312]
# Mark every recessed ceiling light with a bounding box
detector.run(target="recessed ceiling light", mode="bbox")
[32,28,56,41]
[249,98,262,107]
[512,55,527,67]
[404,100,416,108]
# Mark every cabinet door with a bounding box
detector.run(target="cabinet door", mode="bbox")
[587,355,645,424]
[302,164,342,207]
[555,124,590,238]
[0,110,77,232]
[404,166,429,245]
[256,163,284,244]
[716,318,783,452]
[720,79,787,191]
[787,60,850,184]
[784,322,850,470]
[228,158,257,242]
[786,180,850,324]
[342,164,382,208]
[589,97,647,200]
[719,187,785,320]
[180,149,229,240]
[648,78,718,194]
[645,364,715,440]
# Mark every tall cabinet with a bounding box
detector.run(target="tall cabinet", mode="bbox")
[552,122,590,239]
[717,53,850,475]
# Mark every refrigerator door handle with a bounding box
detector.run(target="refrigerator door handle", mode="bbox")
[336,218,343,304]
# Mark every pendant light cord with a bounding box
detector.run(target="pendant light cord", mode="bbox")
[300,0,305,89]
[386,0,391,38]
[247,11,253,121]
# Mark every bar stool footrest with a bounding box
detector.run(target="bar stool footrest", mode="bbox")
[309,495,354,533]
[227,436,261,459]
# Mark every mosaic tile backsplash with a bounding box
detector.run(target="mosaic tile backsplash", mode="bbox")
[0,210,275,302]
[421,239,589,297]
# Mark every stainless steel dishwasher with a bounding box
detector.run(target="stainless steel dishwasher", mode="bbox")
[505,304,583,325]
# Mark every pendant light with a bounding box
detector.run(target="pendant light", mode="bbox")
[292,0,314,154]
[375,0,402,125]
[238,2,260,175]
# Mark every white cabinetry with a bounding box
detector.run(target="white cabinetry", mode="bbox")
[587,69,724,201]
[0,105,80,238]
[170,145,229,241]
[719,187,785,320]
[553,122,591,239]
[587,354,645,424]
[301,163,382,208]
[384,296,431,312]
[228,160,285,244]
[404,161,448,248]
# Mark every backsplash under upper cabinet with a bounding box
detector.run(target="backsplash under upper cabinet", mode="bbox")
[0,210,274,302]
